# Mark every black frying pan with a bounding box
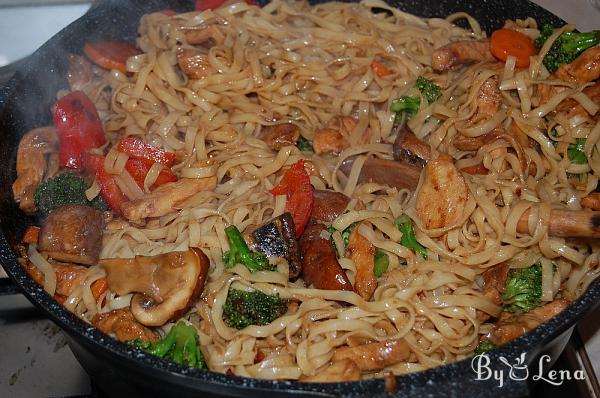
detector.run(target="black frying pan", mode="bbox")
[0,1,596,397]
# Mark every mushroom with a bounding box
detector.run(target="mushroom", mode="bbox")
[100,247,209,327]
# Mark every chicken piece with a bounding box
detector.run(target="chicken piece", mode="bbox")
[299,223,353,291]
[12,127,59,215]
[184,25,226,46]
[38,204,105,266]
[416,157,469,230]
[556,81,600,120]
[92,308,160,343]
[581,192,600,210]
[177,48,214,80]
[301,359,361,382]
[311,190,350,223]
[539,48,600,105]
[453,76,503,151]
[481,263,510,306]
[313,116,366,155]
[53,262,88,297]
[554,47,600,85]
[489,299,569,346]
[259,123,300,151]
[346,225,377,301]
[332,339,411,371]
[431,39,496,72]
[121,176,217,223]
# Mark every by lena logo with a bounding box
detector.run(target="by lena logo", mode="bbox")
[471,352,585,387]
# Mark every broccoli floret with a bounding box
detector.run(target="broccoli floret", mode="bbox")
[535,24,600,73]
[223,225,275,272]
[502,263,543,313]
[390,76,441,125]
[373,249,389,277]
[34,172,108,217]
[474,339,496,354]
[327,222,357,252]
[415,76,442,104]
[223,289,288,329]
[568,137,587,164]
[129,321,207,369]
[296,135,314,152]
[394,214,427,259]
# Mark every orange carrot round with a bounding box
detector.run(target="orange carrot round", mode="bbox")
[91,277,109,301]
[371,61,393,77]
[22,226,40,244]
[83,41,139,73]
[489,29,537,68]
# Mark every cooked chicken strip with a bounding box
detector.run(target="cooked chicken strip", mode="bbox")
[489,299,569,346]
[93,308,160,343]
[301,359,361,382]
[332,339,411,371]
[121,176,217,222]
[12,127,59,215]
[431,39,496,72]
[346,225,377,301]
[416,157,469,230]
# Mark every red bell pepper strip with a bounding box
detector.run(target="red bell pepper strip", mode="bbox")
[83,41,139,73]
[125,158,178,190]
[52,91,107,169]
[195,0,256,11]
[85,154,127,214]
[117,136,176,167]
[271,160,313,236]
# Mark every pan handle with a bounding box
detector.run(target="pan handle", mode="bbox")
[0,277,20,296]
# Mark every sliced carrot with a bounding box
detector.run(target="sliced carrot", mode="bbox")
[489,29,536,68]
[83,41,139,73]
[91,277,109,301]
[371,61,393,77]
[22,226,40,244]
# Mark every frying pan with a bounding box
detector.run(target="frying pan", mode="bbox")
[0,0,595,396]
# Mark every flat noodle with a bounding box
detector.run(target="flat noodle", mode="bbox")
[21,0,600,383]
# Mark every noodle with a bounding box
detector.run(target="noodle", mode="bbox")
[15,0,600,383]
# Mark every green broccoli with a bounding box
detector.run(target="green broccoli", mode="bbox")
[502,263,543,313]
[415,76,442,104]
[394,214,427,259]
[223,225,276,272]
[391,77,441,125]
[568,137,587,164]
[128,321,206,369]
[373,249,389,277]
[535,24,600,73]
[223,289,288,329]
[328,222,357,252]
[296,135,314,152]
[474,339,496,354]
[34,172,108,217]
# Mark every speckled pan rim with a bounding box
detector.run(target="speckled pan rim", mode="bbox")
[0,0,597,396]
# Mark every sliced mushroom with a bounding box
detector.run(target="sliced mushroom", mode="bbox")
[259,123,300,151]
[311,190,350,223]
[38,204,105,266]
[245,213,302,280]
[100,247,210,326]
[299,223,353,291]
[332,339,411,371]
[339,157,421,192]
[92,308,160,343]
